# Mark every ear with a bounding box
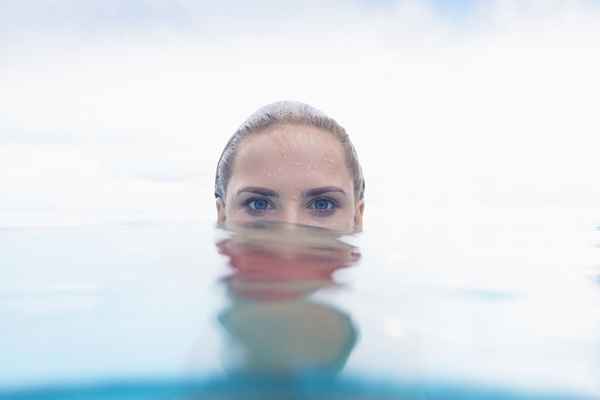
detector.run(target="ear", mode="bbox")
[216,198,226,225]
[353,199,364,232]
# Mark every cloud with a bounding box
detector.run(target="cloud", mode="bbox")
[1,0,600,225]
[0,0,459,36]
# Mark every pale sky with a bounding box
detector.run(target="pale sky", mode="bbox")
[1,0,599,229]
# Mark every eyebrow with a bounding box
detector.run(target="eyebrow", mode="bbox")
[236,187,279,197]
[303,186,346,197]
[236,186,346,198]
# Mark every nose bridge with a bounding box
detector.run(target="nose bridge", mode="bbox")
[280,204,300,225]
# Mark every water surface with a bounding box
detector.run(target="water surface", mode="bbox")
[1,220,599,399]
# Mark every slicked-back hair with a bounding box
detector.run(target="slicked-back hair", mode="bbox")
[214,101,365,202]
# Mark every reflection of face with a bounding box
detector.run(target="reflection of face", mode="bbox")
[217,123,364,233]
[217,223,360,301]
[216,224,359,376]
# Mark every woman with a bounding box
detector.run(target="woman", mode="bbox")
[215,101,365,233]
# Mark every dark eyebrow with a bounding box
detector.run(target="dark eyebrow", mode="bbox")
[303,186,346,197]
[236,187,279,197]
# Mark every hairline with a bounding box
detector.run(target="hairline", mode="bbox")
[215,102,365,203]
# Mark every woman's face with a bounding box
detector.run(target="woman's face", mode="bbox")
[217,123,364,233]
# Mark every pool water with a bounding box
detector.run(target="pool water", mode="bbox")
[1,220,599,399]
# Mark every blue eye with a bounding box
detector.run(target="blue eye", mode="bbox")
[308,198,337,214]
[313,199,334,210]
[246,198,273,212]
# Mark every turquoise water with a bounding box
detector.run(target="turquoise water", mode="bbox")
[3,377,596,399]
[1,221,599,399]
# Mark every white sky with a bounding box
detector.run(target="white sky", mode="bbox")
[1,0,599,230]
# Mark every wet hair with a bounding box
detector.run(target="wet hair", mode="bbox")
[215,101,365,202]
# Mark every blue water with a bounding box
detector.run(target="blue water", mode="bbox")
[3,377,596,400]
[1,221,599,399]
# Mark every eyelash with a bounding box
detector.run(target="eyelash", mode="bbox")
[307,197,338,216]
[242,197,339,217]
[243,197,275,215]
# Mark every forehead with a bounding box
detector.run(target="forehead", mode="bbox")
[229,123,353,194]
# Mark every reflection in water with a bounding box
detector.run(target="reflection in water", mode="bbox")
[216,222,359,386]
[1,222,598,400]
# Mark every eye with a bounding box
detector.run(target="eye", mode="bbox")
[244,197,274,214]
[308,197,338,215]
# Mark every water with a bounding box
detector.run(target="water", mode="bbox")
[1,218,599,399]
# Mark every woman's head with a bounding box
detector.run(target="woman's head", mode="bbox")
[215,101,365,232]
